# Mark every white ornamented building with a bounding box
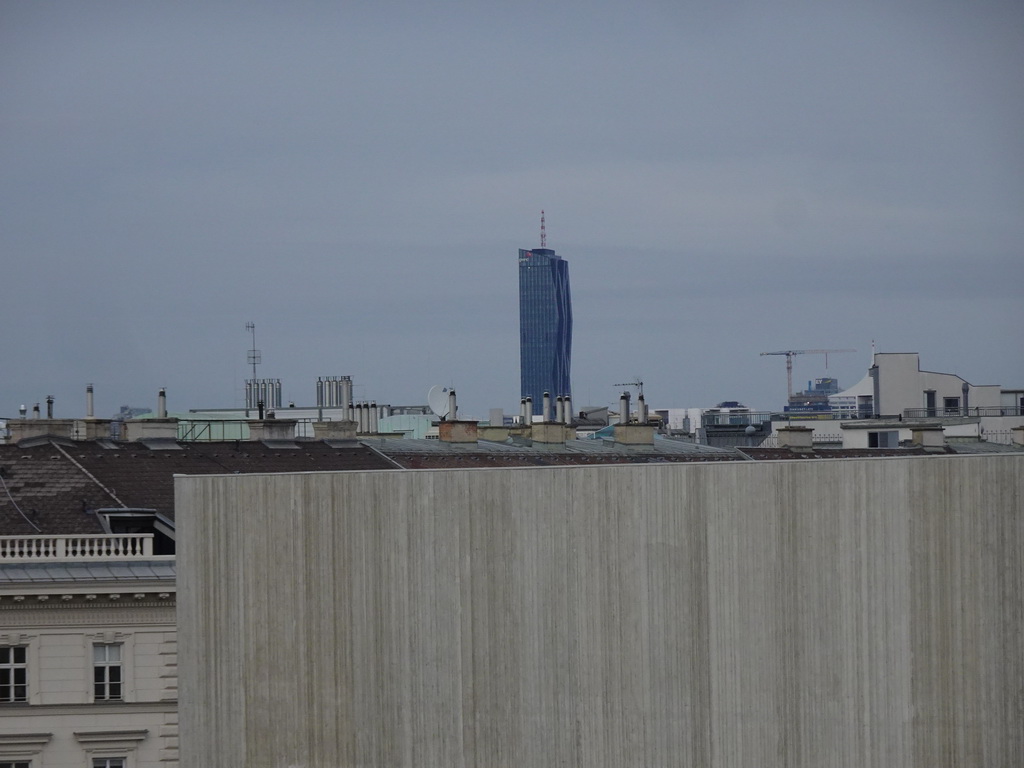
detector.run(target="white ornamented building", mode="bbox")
[0,534,177,768]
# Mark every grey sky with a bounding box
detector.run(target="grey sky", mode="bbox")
[2,1,1022,419]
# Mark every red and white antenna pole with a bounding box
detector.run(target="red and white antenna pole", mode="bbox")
[540,210,547,248]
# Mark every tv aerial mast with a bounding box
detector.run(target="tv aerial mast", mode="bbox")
[246,322,261,382]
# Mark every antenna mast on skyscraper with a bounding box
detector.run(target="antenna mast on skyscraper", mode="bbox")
[540,210,547,248]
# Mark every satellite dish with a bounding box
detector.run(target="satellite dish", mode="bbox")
[427,385,451,419]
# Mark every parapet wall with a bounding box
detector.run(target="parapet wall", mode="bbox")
[177,455,1024,767]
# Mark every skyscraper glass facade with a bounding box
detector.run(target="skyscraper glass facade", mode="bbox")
[519,248,572,416]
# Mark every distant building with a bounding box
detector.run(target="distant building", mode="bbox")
[786,377,839,412]
[519,247,572,416]
[830,352,1004,418]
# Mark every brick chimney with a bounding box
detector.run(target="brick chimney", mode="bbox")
[125,389,178,442]
[777,425,814,450]
[613,423,656,445]
[247,419,298,441]
[910,424,946,450]
[532,422,573,444]
[312,420,358,442]
[438,420,478,443]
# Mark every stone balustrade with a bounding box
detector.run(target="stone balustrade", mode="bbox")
[0,533,154,561]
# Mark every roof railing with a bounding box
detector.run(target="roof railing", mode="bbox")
[903,406,1023,419]
[0,534,154,562]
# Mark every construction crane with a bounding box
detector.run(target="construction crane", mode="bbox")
[614,378,644,398]
[760,349,856,398]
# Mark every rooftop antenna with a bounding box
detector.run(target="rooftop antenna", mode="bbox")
[540,210,547,249]
[246,322,261,382]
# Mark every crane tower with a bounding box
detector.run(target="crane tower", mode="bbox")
[760,349,856,398]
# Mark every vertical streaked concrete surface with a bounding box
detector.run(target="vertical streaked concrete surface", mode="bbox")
[177,455,1023,767]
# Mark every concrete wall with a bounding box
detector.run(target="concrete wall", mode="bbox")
[177,456,1024,768]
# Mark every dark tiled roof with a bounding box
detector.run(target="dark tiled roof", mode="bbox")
[0,445,111,535]
[0,440,396,534]
[364,435,744,469]
[736,447,937,460]
[392,452,743,469]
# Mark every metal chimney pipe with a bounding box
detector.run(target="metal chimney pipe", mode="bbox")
[448,390,457,421]
[555,396,564,424]
[619,392,630,425]
[257,399,264,420]
[342,378,353,421]
[46,395,54,419]
[520,398,527,424]
[564,394,573,424]
[158,388,167,418]
[542,392,551,423]
[33,403,40,419]
[525,396,532,422]
[316,377,324,407]
[637,393,646,424]
[86,384,94,419]
[369,401,378,434]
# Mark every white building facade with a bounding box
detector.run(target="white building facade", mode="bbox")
[0,534,177,768]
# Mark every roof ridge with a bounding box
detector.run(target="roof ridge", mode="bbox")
[50,440,127,509]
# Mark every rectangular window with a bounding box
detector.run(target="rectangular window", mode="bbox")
[0,762,31,768]
[943,397,960,416]
[93,644,123,701]
[868,430,899,448]
[0,646,27,702]
[93,760,125,768]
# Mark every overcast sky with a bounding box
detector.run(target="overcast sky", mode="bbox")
[2,1,1022,419]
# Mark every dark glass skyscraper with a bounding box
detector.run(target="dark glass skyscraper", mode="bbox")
[519,247,572,416]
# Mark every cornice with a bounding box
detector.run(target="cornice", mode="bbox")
[0,604,175,627]
[0,592,175,609]
[0,701,177,717]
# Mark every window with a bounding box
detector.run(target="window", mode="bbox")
[0,762,31,768]
[868,430,899,448]
[93,644,123,701]
[0,647,27,703]
[93,759,125,768]
[944,397,961,416]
